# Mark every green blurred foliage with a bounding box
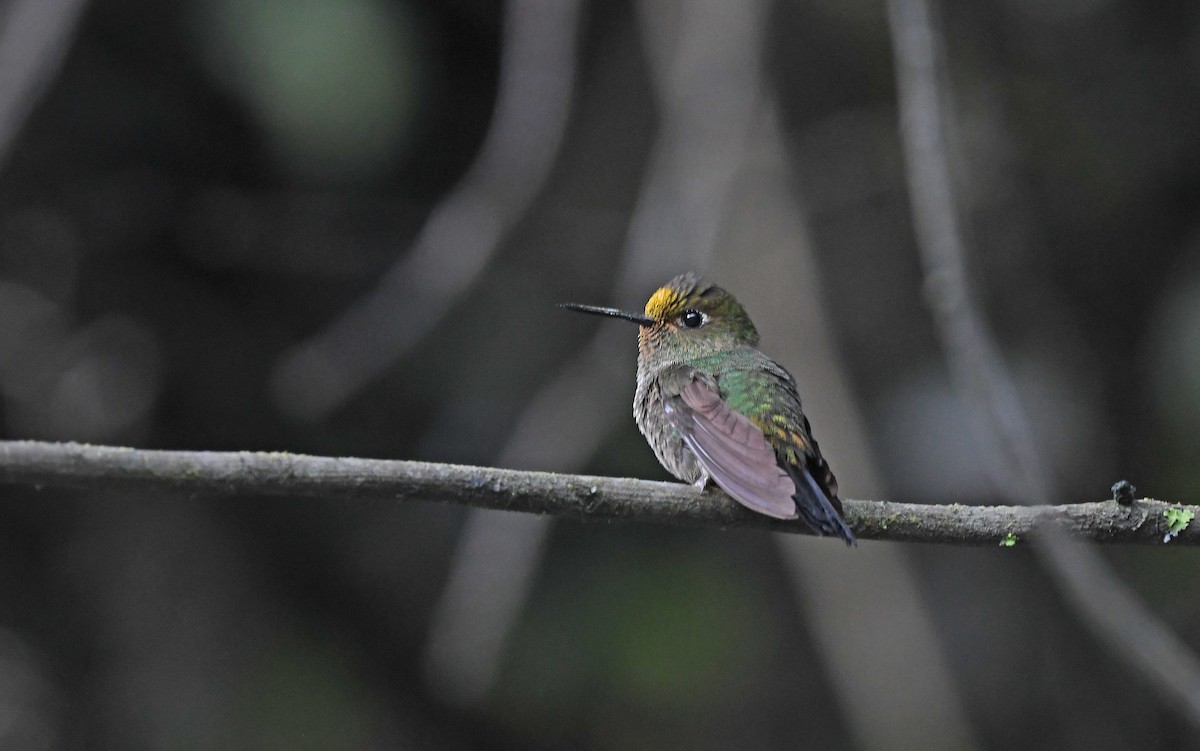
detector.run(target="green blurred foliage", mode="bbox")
[193,0,421,183]
[498,542,770,717]
[222,638,382,751]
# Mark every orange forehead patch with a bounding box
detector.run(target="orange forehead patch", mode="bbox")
[644,286,685,319]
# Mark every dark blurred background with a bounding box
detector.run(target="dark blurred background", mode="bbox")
[1,0,1199,748]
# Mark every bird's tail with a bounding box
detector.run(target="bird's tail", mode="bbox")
[791,465,856,546]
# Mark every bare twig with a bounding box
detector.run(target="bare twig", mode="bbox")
[0,440,1193,545]
[886,0,1200,726]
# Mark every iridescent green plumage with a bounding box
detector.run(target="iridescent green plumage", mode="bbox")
[562,272,853,544]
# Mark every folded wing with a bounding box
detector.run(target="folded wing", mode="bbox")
[664,377,798,519]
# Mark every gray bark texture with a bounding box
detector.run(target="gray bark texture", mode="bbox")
[0,440,1193,546]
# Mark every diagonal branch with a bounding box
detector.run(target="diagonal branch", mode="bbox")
[269,0,582,421]
[886,0,1200,725]
[0,440,1194,546]
[0,0,90,171]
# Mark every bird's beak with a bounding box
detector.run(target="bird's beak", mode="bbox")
[559,303,654,327]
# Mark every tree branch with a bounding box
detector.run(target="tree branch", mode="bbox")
[0,440,1193,546]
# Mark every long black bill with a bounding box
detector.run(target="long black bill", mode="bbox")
[559,302,654,327]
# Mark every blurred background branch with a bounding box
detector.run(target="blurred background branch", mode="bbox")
[423,0,768,708]
[724,107,983,751]
[0,440,1194,545]
[886,0,1200,728]
[0,0,90,171]
[269,0,582,421]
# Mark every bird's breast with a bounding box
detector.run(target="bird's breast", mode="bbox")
[634,368,705,484]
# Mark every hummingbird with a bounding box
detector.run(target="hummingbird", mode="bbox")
[562,272,855,544]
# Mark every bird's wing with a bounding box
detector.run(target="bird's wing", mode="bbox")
[662,373,798,520]
[734,362,852,542]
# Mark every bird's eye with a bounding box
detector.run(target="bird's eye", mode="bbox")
[680,310,705,329]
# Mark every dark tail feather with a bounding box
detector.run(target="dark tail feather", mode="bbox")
[791,465,856,546]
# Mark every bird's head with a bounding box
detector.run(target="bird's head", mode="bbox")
[561,272,759,361]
